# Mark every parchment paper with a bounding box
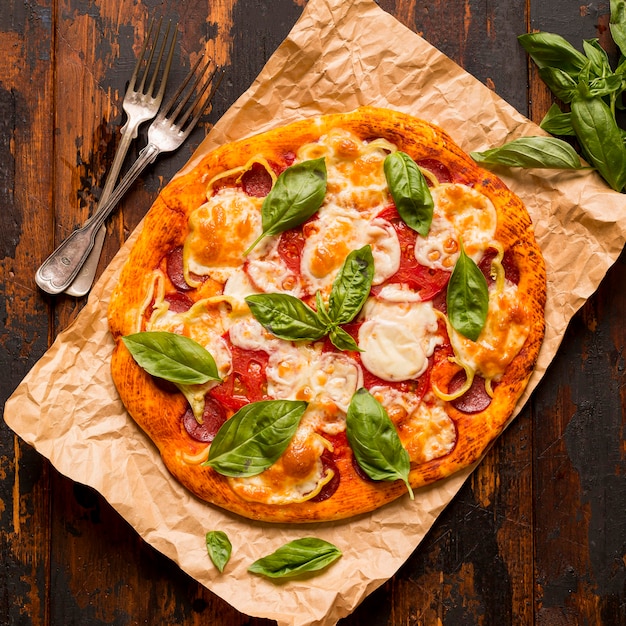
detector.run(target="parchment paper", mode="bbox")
[5,0,626,624]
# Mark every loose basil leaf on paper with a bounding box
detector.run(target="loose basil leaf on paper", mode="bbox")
[205,530,232,573]
[245,157,327,254]
[610,0,626,57]
[470,136,582,170]
[540,104,576,136]
[346,388,414,499]
[327,245,375,325]
[245,293,328,342]
[205,400,307,477]
[570,92,626,192]
[122,331,221,385]
[518,32,588,77]
[248,537,342,579]
[446,244,489,342]
[384,151,433,236]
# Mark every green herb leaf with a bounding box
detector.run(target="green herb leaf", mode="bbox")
[571,92,626,192]
[248,538,342,579]
[518,32,588,77]
[327,245,375,325]
[346,388,414,499]
[582,39,612,78]
[470,136,582,169]
[540,104,576,136]
[537,66,578,102]
[206,531,232,573]
[384,151,433,236]
[446,244,489,342]
[245,158,327,254]
[610,0,626,58]
[245,293,329,342]
[205,400,307,477]
[328,326,361,352]
[122,331,221,385]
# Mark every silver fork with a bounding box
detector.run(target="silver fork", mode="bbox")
[65,18,177,297]
[35,58,223,295]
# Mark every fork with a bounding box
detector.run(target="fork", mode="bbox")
[64,18,177,297]
[35,57,223,295]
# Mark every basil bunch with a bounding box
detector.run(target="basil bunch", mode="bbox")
[471,1,626,192]
[245,157,327,254]
[245,245,374,351]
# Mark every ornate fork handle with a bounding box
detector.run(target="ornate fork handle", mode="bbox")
[35,143,160,295]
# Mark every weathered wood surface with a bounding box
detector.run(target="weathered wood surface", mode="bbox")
[0,0,624,624]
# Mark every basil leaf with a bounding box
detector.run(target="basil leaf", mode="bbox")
[446,244,489,342]
[248,538,342,579]
[518,32,588,77]
[346,388,414,499]
[471,136,582,169]
[329,326,360,352]
[245,158,327,254]
[571,92,626,191]
[327,245,374,324]
[583,39,612,78]
[610,0,626,58]
[245,293,329,341]
[384,151,433,236]
[205,400,307,477]
[540,104,576,136]
[537,66,578,102]
[206,531,232,573]
[122,331,221,385]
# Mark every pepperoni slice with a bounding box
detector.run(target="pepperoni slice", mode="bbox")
[165,246,192,292]
[165,292,193,313]
[241,162,273,197]
[417,158,453,184]
[182,397,227,443]
[449,371,492,413]
[277,228,306,274]
[308,451,340,503]
[479,247,520,285]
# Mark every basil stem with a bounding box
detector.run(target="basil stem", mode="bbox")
[570,92,626,192]
[248,538,342,579]
[327,245,375,325]
[205,399,307,477]
[206,530,232,573]
[245,158,327,254]
[446,244,489,342]
[245,293,328,342]
[346,388,414,499]
[384,151,433,236]
[470,136,582,169]
[122,331,221,385]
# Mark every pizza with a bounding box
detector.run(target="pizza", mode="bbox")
[108,106,546,523]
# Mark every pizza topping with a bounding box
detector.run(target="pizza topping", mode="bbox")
[205,155,278,196]
[358,298,443,382]
[383,151,434,236]
[166,246,192,291]
[182,398,227,442]
[449,373,492,414]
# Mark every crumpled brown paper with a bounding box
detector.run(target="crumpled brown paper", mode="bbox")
[5,0,626,624]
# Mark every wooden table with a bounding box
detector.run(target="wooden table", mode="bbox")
[1,1,625,624]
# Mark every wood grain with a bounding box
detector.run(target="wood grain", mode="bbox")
[1,0,624,624]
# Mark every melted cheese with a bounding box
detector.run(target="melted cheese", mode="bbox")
[415,183,497,270]
[244,235,302,296]
[358,298,443,382]
[449,282,530,380]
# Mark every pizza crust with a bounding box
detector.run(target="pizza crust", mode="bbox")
[109,107,546,523]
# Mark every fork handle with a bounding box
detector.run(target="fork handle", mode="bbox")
[35,143,160,294]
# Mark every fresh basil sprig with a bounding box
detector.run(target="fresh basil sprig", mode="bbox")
[206,530,232,573]
[384,151,433,236]
[346,388,414,499]
[248,537,342,579]
[245,158,327,254]
[470,136,582,170]
[446,243,489,342]
[245,245,374,351]
[122,331,221,385]
[473,5,626,193]
[205,399,307,477]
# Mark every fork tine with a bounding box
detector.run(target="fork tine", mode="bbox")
[180,66,224,133]
[136,17,162,93]
[146,20,177,98]
[127,18,157,92]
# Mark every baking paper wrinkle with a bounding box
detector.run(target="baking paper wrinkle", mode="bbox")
[4,0,626,624]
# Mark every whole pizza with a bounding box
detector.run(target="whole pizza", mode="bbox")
[108,107,546,523]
